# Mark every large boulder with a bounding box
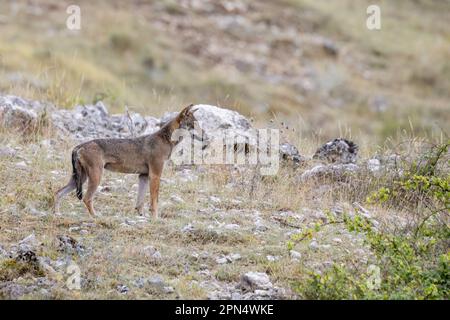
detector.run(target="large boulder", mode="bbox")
[165,104,258,163]
[163,104,254,144]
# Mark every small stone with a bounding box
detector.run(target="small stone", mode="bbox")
[170,195,184,204]
[68,226,81,233]
[116,284,129,294]
[228,253,241,261]
[163,286,175,294]
[15,161,28,169]
[0,146,16,157]
[181,224,195,233]
[254,224,268,232]
[224,224,240,230]
[151,251,162,260]
[216,257,228,264]
[254,289,271,296]
[142,246,162,263]
[367,158,381,172]
[28,206,46,216]
[290,250,301,260]
[266,255,279,262]
[145,275,169,293]
[133,278,146,289]
[209,196,221,204]
[332,238,342,244]
[125,219,136,226]
[309,240,319,251]
[18,233,39,252]
[0,245,8,258]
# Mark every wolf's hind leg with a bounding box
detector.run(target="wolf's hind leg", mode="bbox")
[83,166,103,217]
[135,174,148,215]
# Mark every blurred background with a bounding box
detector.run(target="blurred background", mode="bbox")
[0,0,448,148]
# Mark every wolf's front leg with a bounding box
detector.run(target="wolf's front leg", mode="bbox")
[149,174,161,219]
[135,174,148,215]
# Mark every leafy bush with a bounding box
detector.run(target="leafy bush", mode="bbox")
[295,141,450,299]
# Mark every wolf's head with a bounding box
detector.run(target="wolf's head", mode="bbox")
[174,103,196,130]
[158,104,197,144]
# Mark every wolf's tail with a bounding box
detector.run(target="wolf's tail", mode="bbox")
[71,149,83,200]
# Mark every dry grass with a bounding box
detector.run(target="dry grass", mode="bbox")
[2,126,445,299]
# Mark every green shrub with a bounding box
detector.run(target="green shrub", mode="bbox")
[294,141,450,299]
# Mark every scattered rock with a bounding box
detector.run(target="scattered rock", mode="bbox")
[15,161,28,169]
[141,246,162,264]
[208,196,221,205]
[240,272,273,291]
[290,250,301,260]
[266,255,279,262]
[313,138,358,164]
[300,163,359,181]
[116,284,129,294]
[322,39,339,57]
[143,275,173,294]
[0,245,8,258]
[353,202,371,219]
[170,194,185,204]
[0,283,33,299]
[280,142,305,164]
[228,253,241,261]
[56,235,85,256]
[215,256,228,264]
[367,158,381,172]
[224,224,240,230]
[216,253,241,264]
[0,146,16,158]
[181,224,195,233]
[27,206,47,217]
[309,240,319,251]
[17,233,39,253]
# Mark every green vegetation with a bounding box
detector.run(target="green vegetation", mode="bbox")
[294,142,450,299]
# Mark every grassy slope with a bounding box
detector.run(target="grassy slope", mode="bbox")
[0,129,398,299]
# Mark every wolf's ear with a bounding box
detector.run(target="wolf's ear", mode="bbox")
[178,103,195,119]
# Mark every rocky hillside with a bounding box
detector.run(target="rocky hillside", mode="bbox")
[1,95,448,299]
[1,0,449,146]
[0,0,448,300]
